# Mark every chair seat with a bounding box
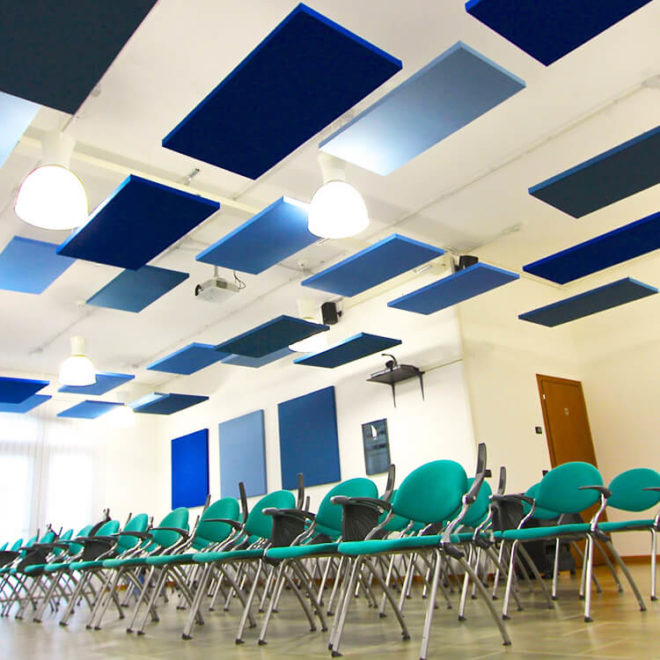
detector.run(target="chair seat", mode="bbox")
[68,560,106,571]
[501,522,589,541]
[146,552,196,566]
[599,519,654,533]
[340,535,444,556]
[102,556,149,569]
[192,548,263,564]
[22,563,48,575]
[266,542,339,561]
[43,562,71,573]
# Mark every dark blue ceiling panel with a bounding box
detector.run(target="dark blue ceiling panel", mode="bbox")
[58,372,134,396]
[57,400,124,419]
[222,347,294,368]
[0,1,157,113]
[294,333,402,368]
[519,278,658,327]
[524,212,660,284]
[0,237,75,294]
[529,126,660,218]
[320,42,525,175]
[215,315,328,358]
[148,343,229,375]
[162,3,402,179]
[0,395,51,414]
[465,0,653,66]
[0,92,40,168]
[131,392,209,415]
[57,175,219,269]
[197,197,316,274]
[86,265,189,312]
[301,234,445,297]
[0,377,49,404]
[388,263,519,314]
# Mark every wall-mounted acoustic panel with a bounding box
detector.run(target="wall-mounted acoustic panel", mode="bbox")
[131,392,209,415]
[86,265,189,312]
[294,333,402,368]
[0,92,40,168]
[222,347,294,368]
[0,237,75,294]
[301,235,445,296]
[519,278,658,327]
[171,429,209,509]
[57,175,219,269]
[465,0,653,66]
[0,377,49,404]
[148,343,229,375]
[529,126,660,217]
[197,197,316,274]
[57,400,123,419]
[0,1,157,113]
[162,3,401,179]
[58,372,134,395]
[0,395,51,414]
[388,263,519,314]
[219,410,267,499]
[320,42,525,175]
[215,315,328,358]
[278,386,340,489]
[524,211,660,284]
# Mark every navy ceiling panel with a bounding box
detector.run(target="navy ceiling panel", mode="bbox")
[171,429,209,509]
[529,126,660,218]
[524,211,660,284]
[388,263,519,314]
[294,333,402,368]
[148,343,229,375]
[0,92,40,168]
[162,3,402,179]
[197,197,316,274]
[57,175,219,269]
[519,278,658,327]
[0,395,51,415]
[86,265,189,312]
[222,347,294,368]
[131,392,209,415]
[0,377,49,404]
[301,234,445,297]
[0,1,157,113]
[58,372,134,396]
[320,42,525,175]
[57,400,123,419]
[465,0,653,66]
[215,315,328,358]
[0,237,75,294]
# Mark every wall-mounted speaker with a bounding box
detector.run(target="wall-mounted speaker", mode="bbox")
[321,301,340,325]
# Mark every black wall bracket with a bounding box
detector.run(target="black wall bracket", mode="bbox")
[367,354,425,407]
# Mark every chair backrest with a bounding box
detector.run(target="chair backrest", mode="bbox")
[193,497,240,550]
[316,478,378,532]
[379,490,410,533]
[608,468,660,512]
[0,542,6,551]
[52,529,74,557]
[116,514,150,553]
[536,462,603,514]
[68,525,93,555]
[95,520,120,536]
[151,508,189,548]
[524,483,560,520]
[40,531,56,544]
[461,477,492,528]
[9,539,23,552]
[245,490,296,540]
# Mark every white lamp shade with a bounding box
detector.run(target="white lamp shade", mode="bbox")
[15,164,88,230]
[59,354,96,386]
[289,332,328,353]
[105,405,136,428]
[308,180,369,239]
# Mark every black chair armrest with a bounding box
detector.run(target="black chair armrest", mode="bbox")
[578,485,612,498]
[150,526,189,537]
[643,487,660,492]
[330,496,392,512]
[203,518,244,530]
[262,508,316,521]
[112,531,152,540]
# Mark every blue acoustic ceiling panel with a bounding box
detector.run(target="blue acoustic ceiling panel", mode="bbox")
[219,410,267,499]
[148,343,229,375]
[302,234,445,296]
[57,400,123,419]
[278,386,340,490]
[86,265,189,313]
[524,211,660,284]
[57,175,219,269]
[0,237,76,294]
[162,3,402,179]
[58,372,134,396]
[0,395,51,415]
[388,263,519,314]
[294,333,402,368]
[0,1,157,113]
[215,315,328,358]
[320,42,525,175]
[0,92,40,168]
[197,197,316,274]
[171,429,209,509]
[529,126,660,218]
[131,392,209,415]
[0,377,49,404]
[465,0,653,66]
[222,347,294,368]
[519,278,658,327]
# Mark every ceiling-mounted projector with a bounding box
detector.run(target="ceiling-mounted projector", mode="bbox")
[194,277,240,302]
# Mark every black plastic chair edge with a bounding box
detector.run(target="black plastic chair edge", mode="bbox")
[578,485,612,498]
[497,466,507,495]
[238,482,249,524]
[296,473,305,510]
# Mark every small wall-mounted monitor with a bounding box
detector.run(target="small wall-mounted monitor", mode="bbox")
[361,419,390,475]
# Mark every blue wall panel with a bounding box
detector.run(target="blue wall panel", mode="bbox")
[148,343,229,375]
[278,386,340,490]
[219,410,267,499]
[294,333,402,368]
[0,92,40,168]
[0,377,49,404]
[171,429,209,509]
[59,372,134,395]
[0,395,51,414]
[57,400,123,419]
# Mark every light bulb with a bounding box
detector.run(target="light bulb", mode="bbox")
[308,180,369,239]
[59,355,95,386]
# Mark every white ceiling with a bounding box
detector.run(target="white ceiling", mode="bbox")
[0,0,659,401]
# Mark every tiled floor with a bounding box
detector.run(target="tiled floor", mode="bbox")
[1,564,656,659]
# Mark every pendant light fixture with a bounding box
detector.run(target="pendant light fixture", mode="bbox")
[59,336,96,386]
[308,152,368,239]
[106,391,136,428]
[14,131,88,230]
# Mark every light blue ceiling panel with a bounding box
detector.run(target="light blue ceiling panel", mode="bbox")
[221,347,294,368]
[57,400,123,419]
[294,333,401,368]
[148,343,229,375]
[58,372,134,395]
[0,91,40,168]
[0,376,49,404]
[131,392,209,415]
[0,395,51,414]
